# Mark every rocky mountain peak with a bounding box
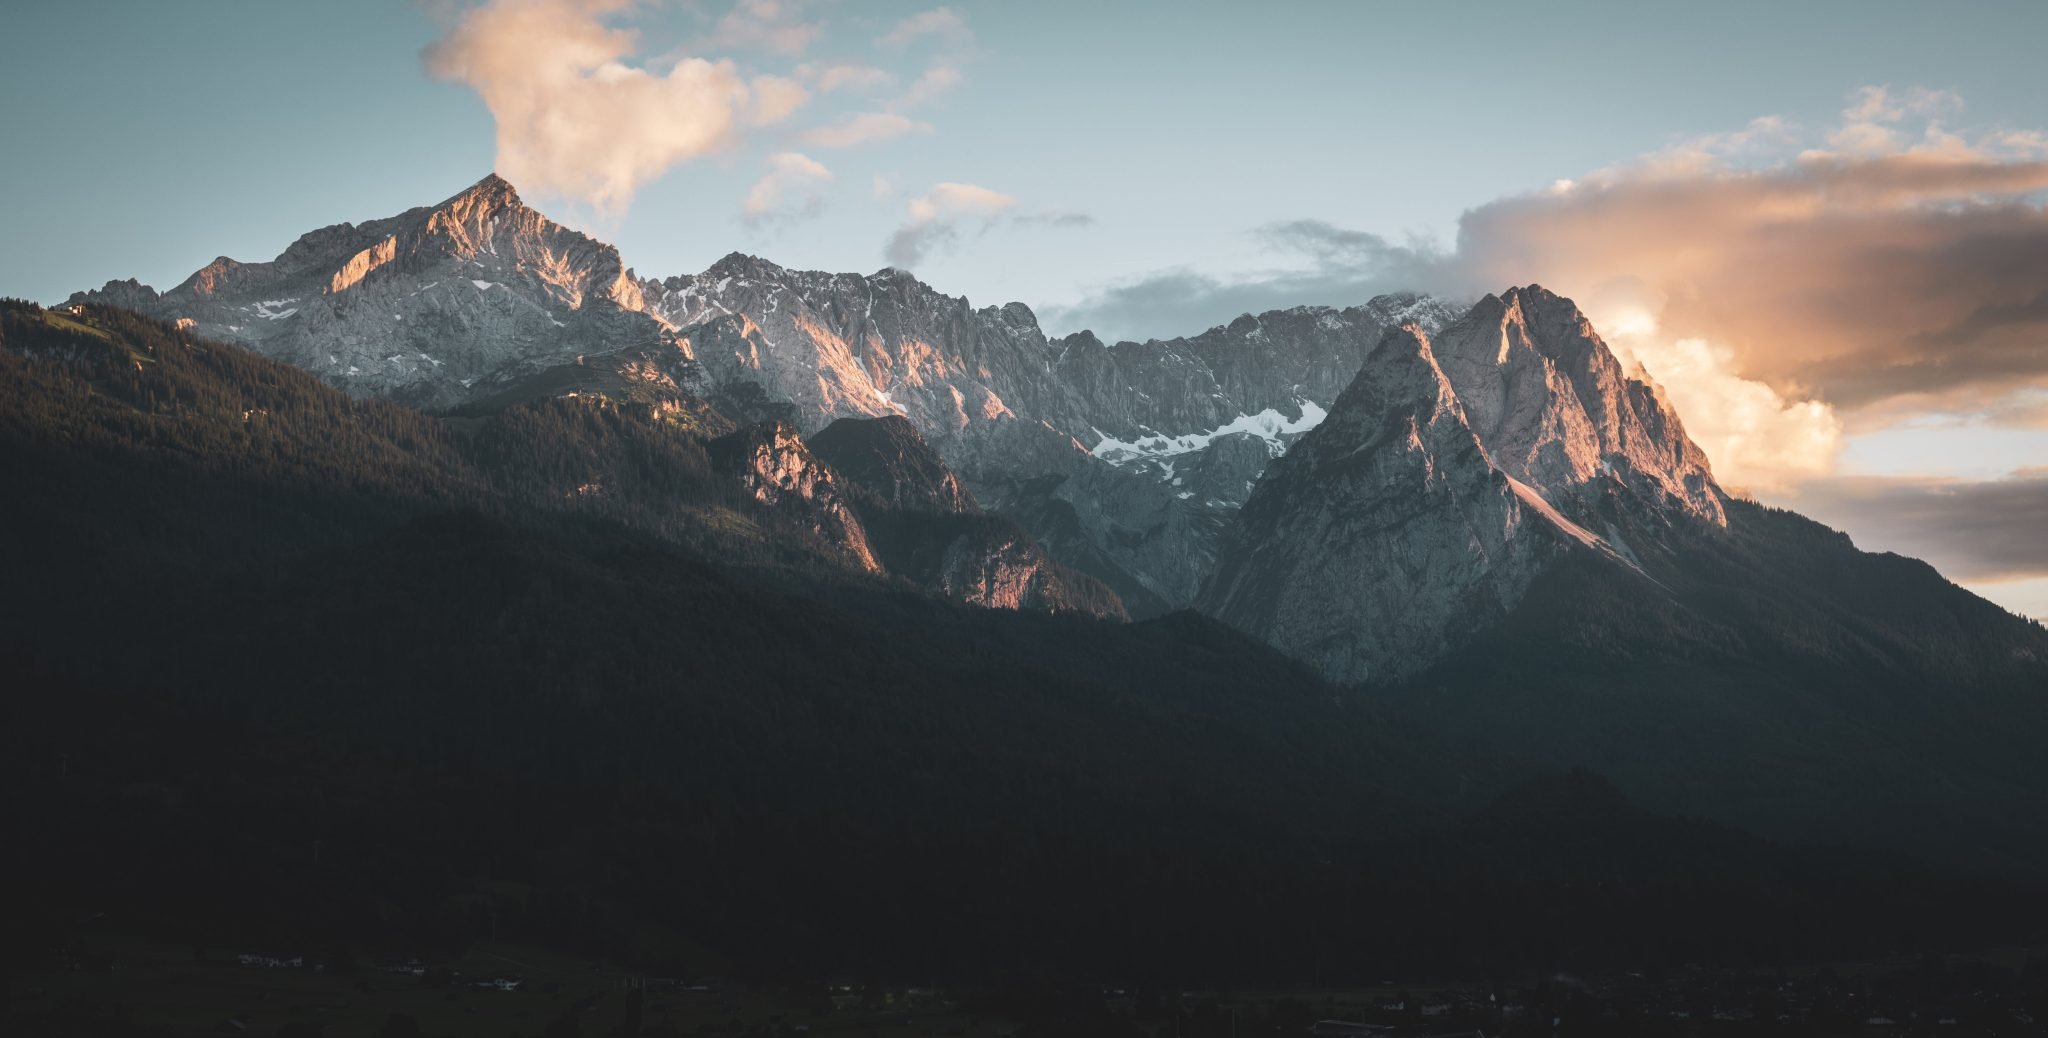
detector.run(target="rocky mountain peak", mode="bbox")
[176,257,245,298]
[441,172,523,213]
[1346,322,1464,419]
[1430,284,1725,526]
[64,172,660,408]
[703,251,788,282]
[67,278,161,310]
[1055,329,1104,353]
[1197,321,1566,683]
[997,301,1038,329]
[1197,298,1732,683]
[59,177,1484,624]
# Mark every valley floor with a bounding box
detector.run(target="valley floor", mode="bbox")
[14,933,2048,1037]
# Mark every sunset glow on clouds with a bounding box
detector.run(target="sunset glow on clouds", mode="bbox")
[424,0,987,232]
[421,0,1031,265]
[423,0,766,216]
[1024,84,2048,604]
[1053,87,2048,491]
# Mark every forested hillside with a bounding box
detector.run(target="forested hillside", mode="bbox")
[2,302,2042,986]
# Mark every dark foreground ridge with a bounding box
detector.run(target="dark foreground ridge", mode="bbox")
[5,301,2046,992]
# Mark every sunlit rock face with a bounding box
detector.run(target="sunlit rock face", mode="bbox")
[1199,289,1731,683]
[644,255,1065,459]
[642,254,1460,490]
[1429,286,1725,525]
[888,509,1129,620]
[64,175,1463,616]
[68,174,659,409]
[640,254,1462,614]
[709,420,882,573]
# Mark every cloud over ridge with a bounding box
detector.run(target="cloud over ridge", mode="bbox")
[1046,86,2048,491]
[424,0,814,216]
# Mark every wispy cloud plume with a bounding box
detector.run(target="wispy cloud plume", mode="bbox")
[802,62,893,93]
[885,182,1016,268]
[1015,209,1094,229]
[693,0,820,55]
[800,111,932,149]
[877,7,972,49]
[742,151,833,226]
[896,64,964,109]
[881,188,1092,269]
[875,7,975,112]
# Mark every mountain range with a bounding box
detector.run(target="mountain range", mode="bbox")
[14,172,2048,979]
[70,174,1464,617]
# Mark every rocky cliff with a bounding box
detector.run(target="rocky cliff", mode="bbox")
[807,416,1125,619]
[1199,289,1725,683]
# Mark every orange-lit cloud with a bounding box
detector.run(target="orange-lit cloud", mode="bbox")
[424,0,802,215]
[1438,89,2048,424]
[1053,85,2048,490]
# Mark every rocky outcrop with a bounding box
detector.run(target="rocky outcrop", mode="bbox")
[806,416,1125,620]
[806,415,979,515]
[708,421,881,573]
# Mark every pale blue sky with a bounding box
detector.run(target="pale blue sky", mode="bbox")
[7,1,2044,319]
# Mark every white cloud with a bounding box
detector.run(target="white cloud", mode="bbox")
[799,111,932,149]
[747,74,810,125]
[1050,85,2048,492]
[695,0,820,55]
[885,182,1016,268]
[877,7,973,49]
[741,151,832,225]
[1590,311,1844,493]
[802,62,893,93]
[424,0,821,215]
[896,64,963,109]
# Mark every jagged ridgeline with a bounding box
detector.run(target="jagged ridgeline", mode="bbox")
[18,173,2048,976]
[69,174,1462,616]
[3,297,2041,984]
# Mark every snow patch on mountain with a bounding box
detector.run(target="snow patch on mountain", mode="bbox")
[1090,400,1328,464]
